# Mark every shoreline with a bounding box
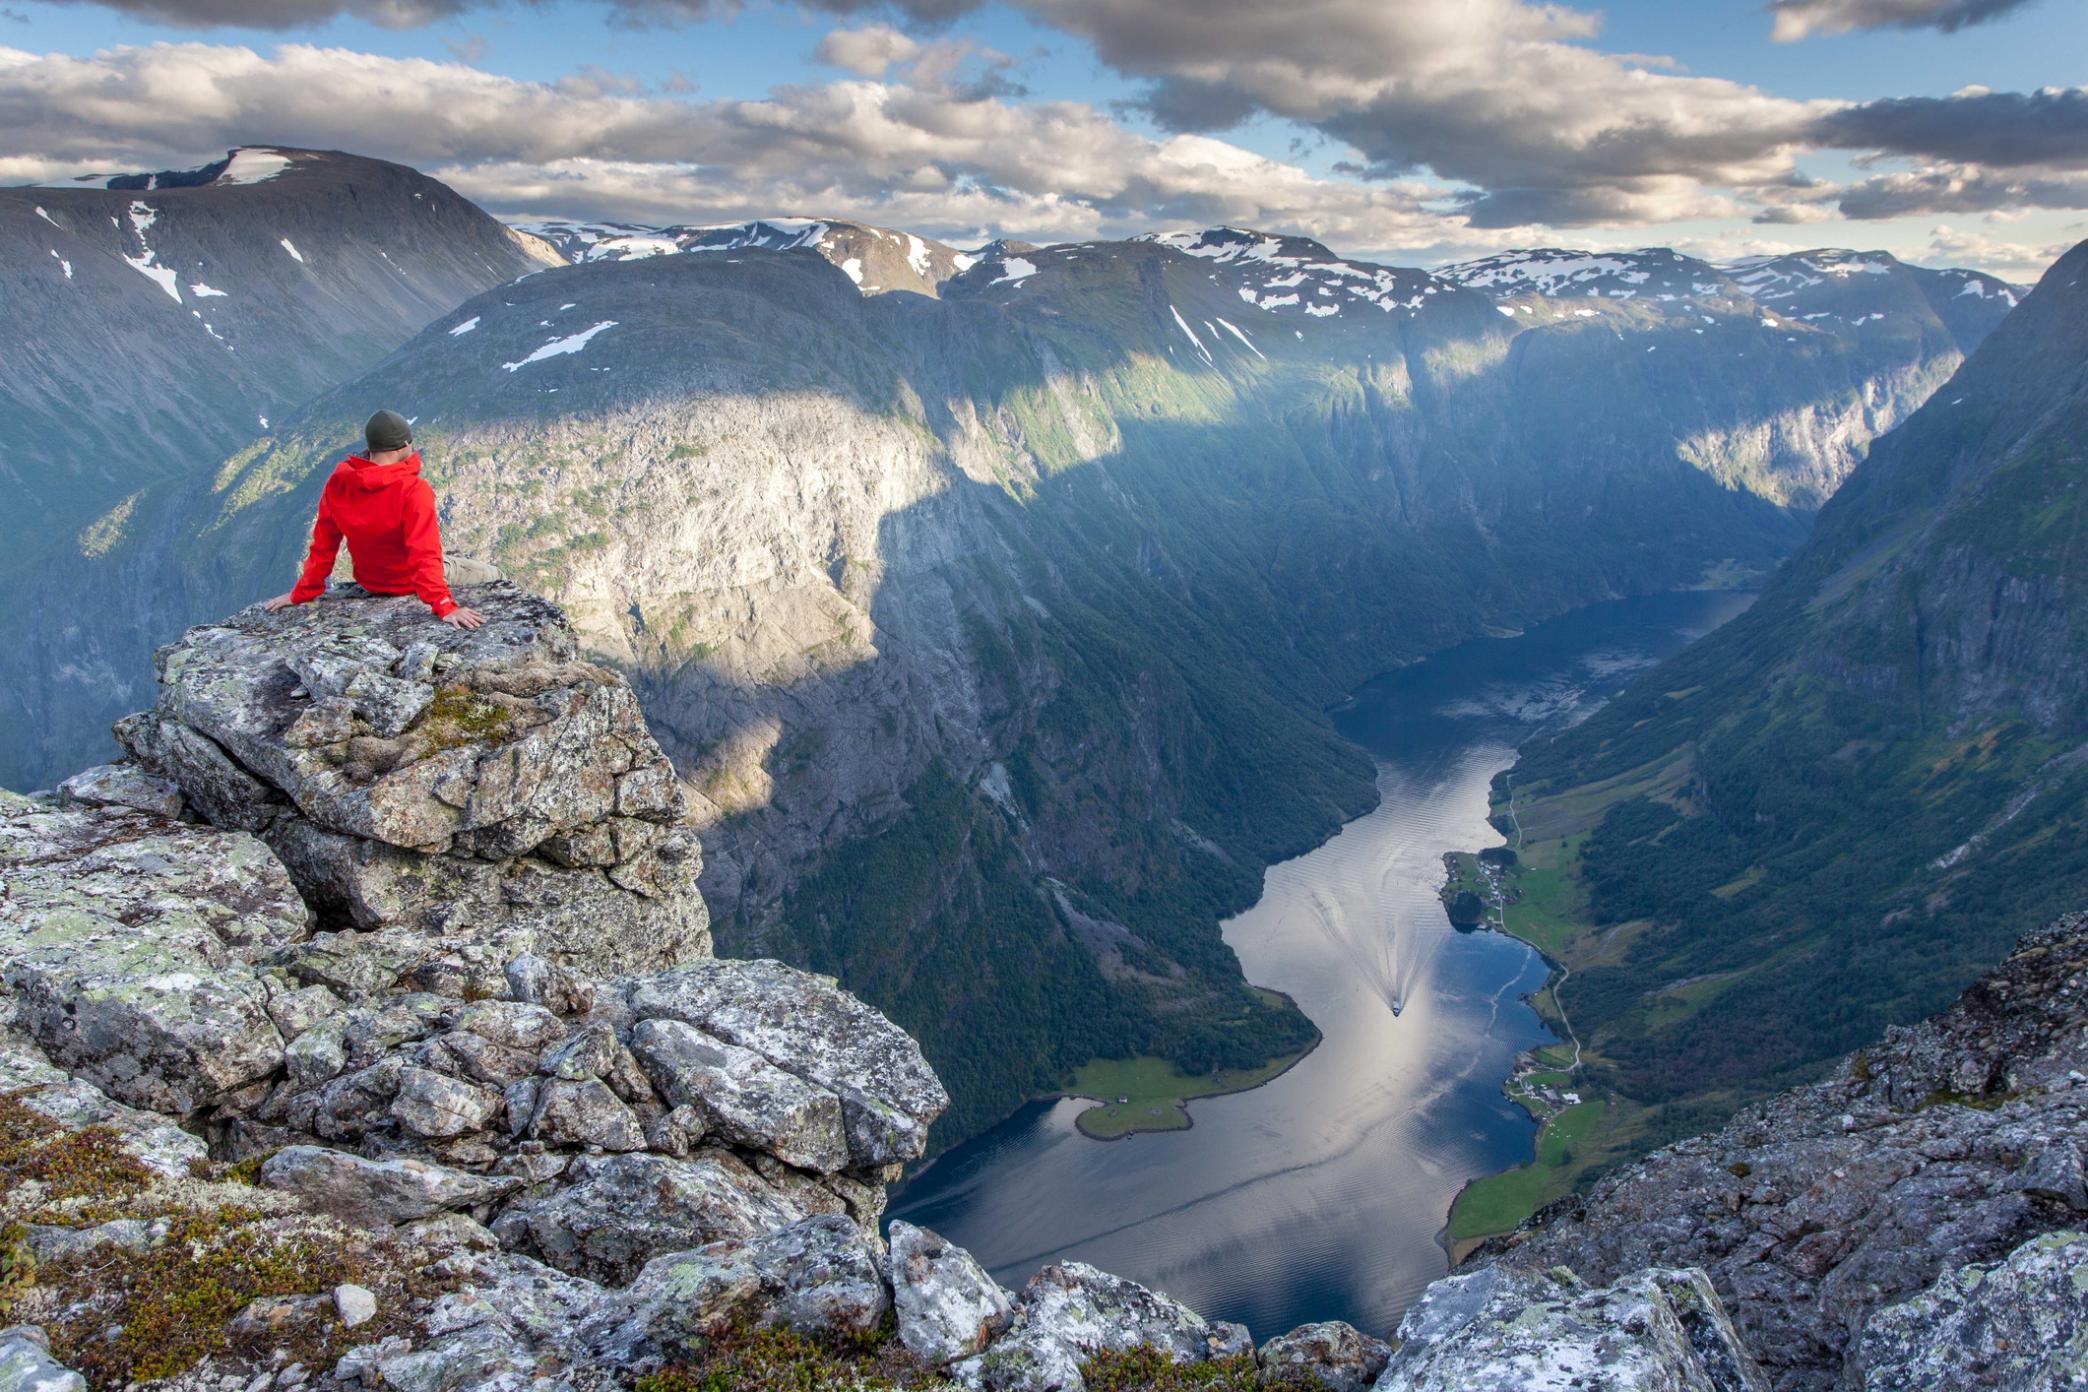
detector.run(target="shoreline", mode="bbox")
[1062,992,1326,1142]
[1437,818,1599,1259]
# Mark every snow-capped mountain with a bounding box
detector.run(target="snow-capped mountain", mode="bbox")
[1438,245,2018,350]
[1120,227,1474,323]
[1719,248,2018,347]
[514,216,974,297]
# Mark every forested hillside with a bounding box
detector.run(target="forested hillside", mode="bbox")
[1496,235,2088,1148]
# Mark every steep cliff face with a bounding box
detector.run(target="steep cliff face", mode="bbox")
[33,219,2011,1148]
[1492,237,2088,1158]
[1436,245,2019,509]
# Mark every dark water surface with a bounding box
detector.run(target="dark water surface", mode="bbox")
[889,590,1753,1341]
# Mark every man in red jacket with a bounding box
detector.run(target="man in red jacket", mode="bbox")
[263,410,486,630]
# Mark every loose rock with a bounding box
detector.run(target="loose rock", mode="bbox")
[1256,1321,1392,1392]
[261,1146,521,1224]
[1378,1266,1767,1392]
[1853,1228,2088,1391]
[888,1220,1012,1367]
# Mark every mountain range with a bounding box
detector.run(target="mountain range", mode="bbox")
[0,146,2035,1149]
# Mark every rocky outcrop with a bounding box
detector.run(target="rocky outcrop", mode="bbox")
[1482,910,2088,1389]
[116,582,707,974]
[1850,1228,2088,1391]
[1256,1321,1391,1392]
[951,1261,1255,1391]
[889,1220,1013,1367]
[0,789,309,1115]
[0,586,959,1385]
[1379,1265,1767,1392]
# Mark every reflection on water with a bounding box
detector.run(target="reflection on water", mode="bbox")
[889,591,1754,1340]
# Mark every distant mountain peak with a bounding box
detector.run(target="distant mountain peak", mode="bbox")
[511,215,972,296]
[1138,226,1342,264]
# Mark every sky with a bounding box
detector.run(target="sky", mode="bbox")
[1,0,2083,279]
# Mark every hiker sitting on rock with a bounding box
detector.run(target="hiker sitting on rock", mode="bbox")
[264,409,486,630]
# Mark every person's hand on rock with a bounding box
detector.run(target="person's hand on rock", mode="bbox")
[442,606,487,630]
[261,593,296,613]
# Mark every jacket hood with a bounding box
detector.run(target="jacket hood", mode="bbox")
[332,452,424,492]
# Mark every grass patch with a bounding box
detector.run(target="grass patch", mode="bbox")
[416,685,518,750]
[1060,1041,1313,1141]
[634,1325,1268,1392]
[0,1088,456,1385]
[1082,1348,1263,1391]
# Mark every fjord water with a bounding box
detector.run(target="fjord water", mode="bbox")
[889,590,1754,1339]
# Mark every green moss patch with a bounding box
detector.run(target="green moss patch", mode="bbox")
[0,1089,455,1387]
[1081,1348,1264,1391]
[638,1322,945,1392]
[416,684,520,750]
[0,1091,153,1214]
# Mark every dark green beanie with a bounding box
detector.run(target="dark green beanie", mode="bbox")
[364,409,413,454]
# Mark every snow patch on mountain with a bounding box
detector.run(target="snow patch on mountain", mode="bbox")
[1147,227,1446,320]
[502,320,618,371]
[1215,317,1265,360]
[215,149,293,186]
[1168,305,1213,364]
[121,201,181,303]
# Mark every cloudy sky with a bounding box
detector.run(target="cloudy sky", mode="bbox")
[3,0,2083,278]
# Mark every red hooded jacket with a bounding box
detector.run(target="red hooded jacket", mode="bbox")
[289,453,458,617]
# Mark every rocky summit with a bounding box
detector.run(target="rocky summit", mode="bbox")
[113,579,709,974]
[0,581,2082,1391]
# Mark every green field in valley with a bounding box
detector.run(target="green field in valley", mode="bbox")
[1058,1029,1318,1140]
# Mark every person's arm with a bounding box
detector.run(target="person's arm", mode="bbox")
[284,494,343,605]
[402,481,462,619]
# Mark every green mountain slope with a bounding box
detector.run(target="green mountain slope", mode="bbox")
[1498,235,2088,1146]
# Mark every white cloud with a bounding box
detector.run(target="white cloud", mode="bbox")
[814,23,921,78]
[1013,0,1830,226]
[1920,222,2070,281]
[1767,0,2039,41]
[0,40,1485,254]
